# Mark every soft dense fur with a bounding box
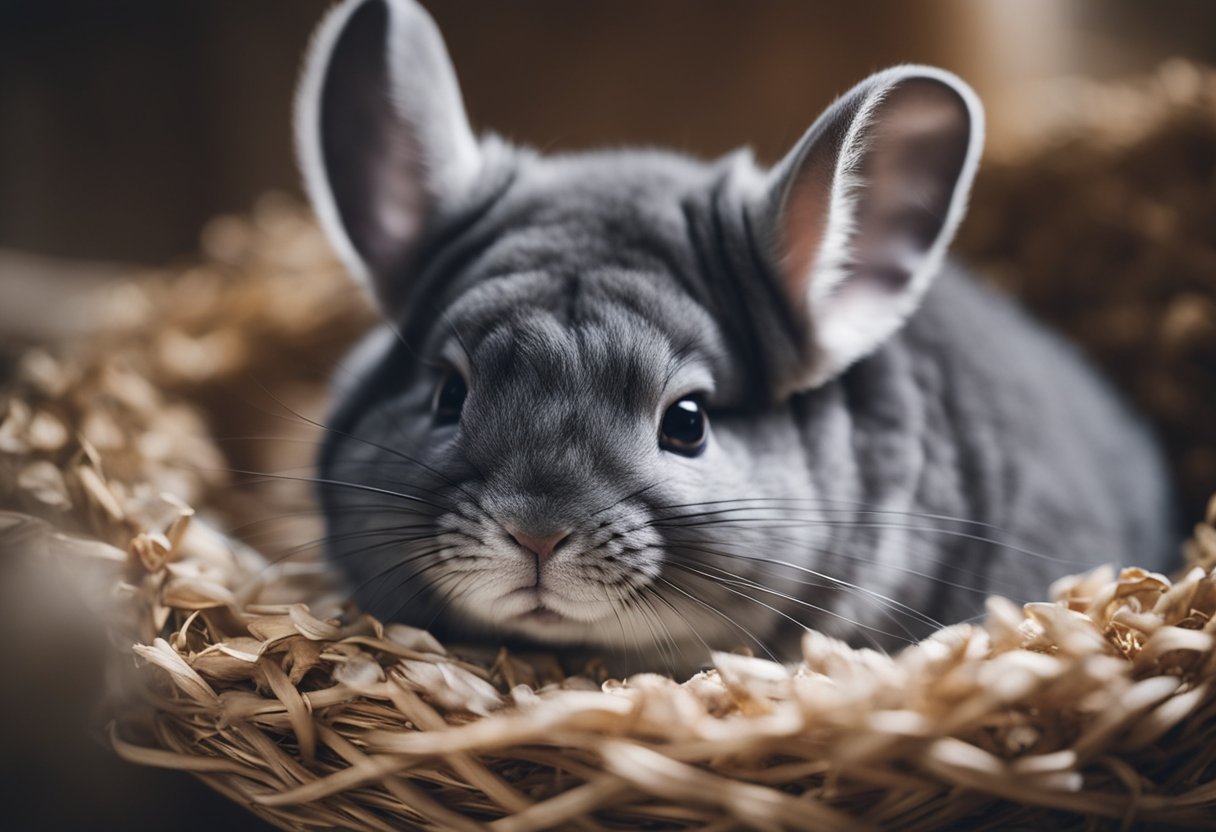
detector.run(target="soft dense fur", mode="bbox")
[299,0,1175,674]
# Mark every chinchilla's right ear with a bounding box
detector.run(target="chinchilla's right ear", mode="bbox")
[295,0,480,313]
[748,66,983,396]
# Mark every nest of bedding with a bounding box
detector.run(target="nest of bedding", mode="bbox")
[3,63,1216,831]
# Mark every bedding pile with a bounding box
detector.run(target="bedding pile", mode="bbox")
[3,64,1216,830]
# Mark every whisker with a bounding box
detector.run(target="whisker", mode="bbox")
[213,439,462,504]
[697,525,1024,599]
[652,574,779,663]
[656,522,1031,600]
[588,480,664,521]
[654,514,1081,567]
[223,503,416,533]
[244,372,486,511]
[630,589,680,676]
[368,556,461,623]
[663,540,943,632]
[666,561,915,646]
[598,583,629,666]
[363,550,456,616]
[257,522,433,558]
[665,548,927,642]
[213,467,452,512]
[421,570,482,632]
[348,543,454,603]
[640,584,715,671]
[650,496,1031,538]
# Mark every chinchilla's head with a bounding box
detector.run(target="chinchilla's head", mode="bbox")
[298,0,982,669]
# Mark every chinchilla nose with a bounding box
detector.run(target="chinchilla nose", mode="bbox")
[506,527,572,563]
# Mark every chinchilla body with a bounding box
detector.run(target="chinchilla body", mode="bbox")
[297,0,1176,674]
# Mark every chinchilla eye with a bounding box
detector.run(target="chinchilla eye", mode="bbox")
[433,371,468,425]
[659,396,708,456]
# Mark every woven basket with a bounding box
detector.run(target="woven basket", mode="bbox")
[3,64,1216,831]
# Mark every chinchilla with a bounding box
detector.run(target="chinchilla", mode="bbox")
[294,0,1176,675]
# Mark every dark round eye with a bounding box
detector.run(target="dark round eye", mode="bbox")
[433,371,468,425]
[660,396,708,456]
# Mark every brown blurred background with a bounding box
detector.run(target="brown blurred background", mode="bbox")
[2,1,1215,830]
[3,0,1216,266]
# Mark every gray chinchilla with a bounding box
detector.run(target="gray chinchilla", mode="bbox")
[295,0,1177,675]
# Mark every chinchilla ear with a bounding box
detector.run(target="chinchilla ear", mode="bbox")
[295,0,481,312]
[751,66,982,394]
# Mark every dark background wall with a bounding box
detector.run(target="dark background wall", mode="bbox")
[2,0,1215,265]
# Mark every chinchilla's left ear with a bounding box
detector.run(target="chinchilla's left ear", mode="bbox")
[295,0,481,313]
[751,66,983,394]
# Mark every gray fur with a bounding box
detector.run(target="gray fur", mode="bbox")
[300,0,1176,675]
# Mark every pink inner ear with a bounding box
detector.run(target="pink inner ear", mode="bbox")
[779,79,971,315]
[849,81,972,291]
[763,70,979,393]
[778,146,835,316]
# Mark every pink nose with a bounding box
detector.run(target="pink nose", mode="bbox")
[508,528,571,563]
